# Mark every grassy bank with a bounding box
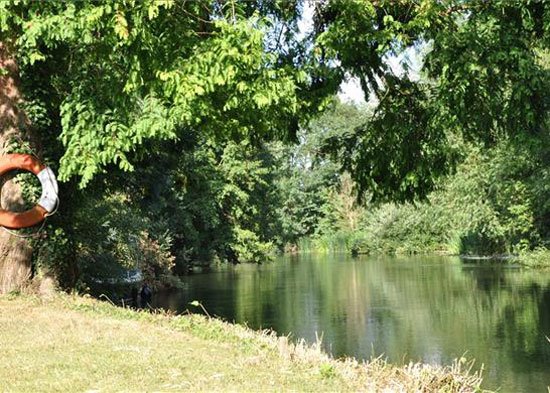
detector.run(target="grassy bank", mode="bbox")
[0,294,489,392]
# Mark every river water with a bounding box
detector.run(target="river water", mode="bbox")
[151,254,550,392]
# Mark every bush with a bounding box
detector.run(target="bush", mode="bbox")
[518,247,550,268]
[334,139,549,257]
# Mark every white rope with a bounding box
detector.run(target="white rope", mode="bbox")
[1,219,46,238]
[45,195,60,217]
[43,162,60,217]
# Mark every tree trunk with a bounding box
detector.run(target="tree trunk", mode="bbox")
[0,41,36,293]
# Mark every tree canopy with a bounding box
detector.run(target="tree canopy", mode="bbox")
[1,0,316,187]
[5,0,549,197]
[312,0,550,200]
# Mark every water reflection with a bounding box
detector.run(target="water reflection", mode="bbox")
[153,254,550,392]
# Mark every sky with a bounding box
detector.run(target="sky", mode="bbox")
[297,2,423,107]
[338,47,423,106]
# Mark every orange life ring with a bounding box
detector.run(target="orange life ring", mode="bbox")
[0,153,59,229]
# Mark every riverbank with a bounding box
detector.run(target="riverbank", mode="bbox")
[296,235,550,269]
[0,293,489,392]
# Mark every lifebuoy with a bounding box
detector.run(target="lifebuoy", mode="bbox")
[0,154,58,229]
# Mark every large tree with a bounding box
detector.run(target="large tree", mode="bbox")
[0,0,315,291]
[311,0,550,201]
[0,41,39,292]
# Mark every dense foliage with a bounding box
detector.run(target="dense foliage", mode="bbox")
[1,0,313,186]
[298,105,550,262]
[311,0,550,201]
[1,0,320,287]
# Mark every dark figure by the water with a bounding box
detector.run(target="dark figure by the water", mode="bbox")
[130,286,138,307]
[140,283,152,307]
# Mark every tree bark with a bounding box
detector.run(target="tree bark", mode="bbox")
[0,41,35,293]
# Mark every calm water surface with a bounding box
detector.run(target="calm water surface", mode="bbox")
[152,254,550,392]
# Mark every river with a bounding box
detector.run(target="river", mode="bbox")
[151,254,550,392]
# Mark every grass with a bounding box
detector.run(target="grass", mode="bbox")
[0,293,491,392]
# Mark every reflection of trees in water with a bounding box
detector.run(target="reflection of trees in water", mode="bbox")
[227,257,550,361]
[160,256,550,392]
[462,265,550,369]
[538,287,550,340]
[460,263,510,292]
[493,283,550,369]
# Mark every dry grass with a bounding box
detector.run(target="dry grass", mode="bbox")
[0,294,491,392]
